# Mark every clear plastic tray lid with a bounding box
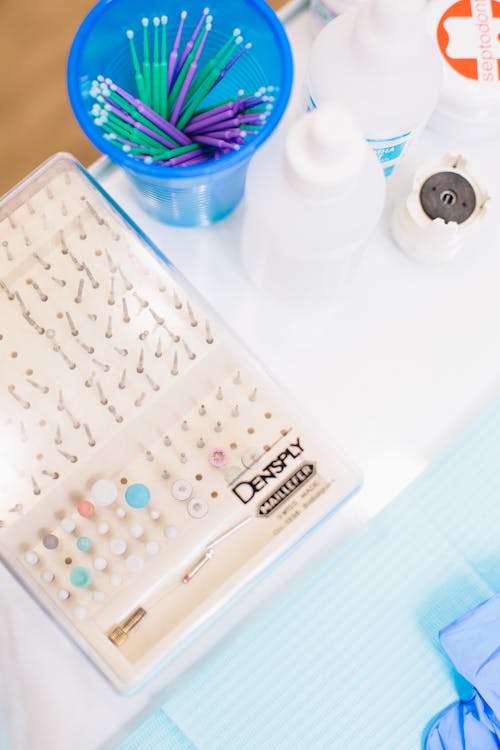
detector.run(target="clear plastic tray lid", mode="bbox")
[0,153,361,691]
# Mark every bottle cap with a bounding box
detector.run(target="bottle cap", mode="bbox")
[284,105,367,198]
[391,153,490,264]
[353,0,427,63]
[370,0,425,37]
[426,0,500,140]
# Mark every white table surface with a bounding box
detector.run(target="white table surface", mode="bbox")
[3,4,500,749]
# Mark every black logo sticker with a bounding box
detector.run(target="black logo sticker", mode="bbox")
[257,463,316,517]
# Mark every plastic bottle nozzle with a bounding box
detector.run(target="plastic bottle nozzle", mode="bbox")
[285,105,367,197]
[353,0,427,61]
[307,109,349,162]
[370,0,425,36]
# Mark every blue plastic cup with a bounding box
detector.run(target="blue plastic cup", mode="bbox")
[67,0,293,227]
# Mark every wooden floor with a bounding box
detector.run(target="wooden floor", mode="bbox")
[0,0,286,196]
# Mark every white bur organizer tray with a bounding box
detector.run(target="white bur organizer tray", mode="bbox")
[0,154,361,691]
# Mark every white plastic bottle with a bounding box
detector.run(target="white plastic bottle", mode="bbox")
[426,0,500,141]
[240,105,385,303]
[308,0,443,176]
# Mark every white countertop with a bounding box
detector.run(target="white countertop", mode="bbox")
[3,3,500,748]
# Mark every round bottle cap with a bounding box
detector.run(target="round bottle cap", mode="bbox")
[391,153,490,263]
[284,105,367,198]
[352,0,427,63]
[369,0,425,39]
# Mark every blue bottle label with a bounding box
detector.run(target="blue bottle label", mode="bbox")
[366,131,413,176]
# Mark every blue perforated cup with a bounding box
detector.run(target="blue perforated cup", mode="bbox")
[68,0,293,227]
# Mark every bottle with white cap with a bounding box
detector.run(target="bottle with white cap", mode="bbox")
[426,0,500,140]
[240,105,385,303]
[307,0,443,176]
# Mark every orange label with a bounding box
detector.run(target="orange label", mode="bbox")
[437,0,500,82]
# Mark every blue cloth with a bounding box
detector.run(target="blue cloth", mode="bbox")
[426,594,500,749]
[115,710,196,750]
[117,398,500,750]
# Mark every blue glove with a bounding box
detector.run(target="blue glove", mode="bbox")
[426,594,500,749]
[426,695,500,749]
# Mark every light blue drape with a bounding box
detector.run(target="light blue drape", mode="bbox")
[118,398,500,750]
